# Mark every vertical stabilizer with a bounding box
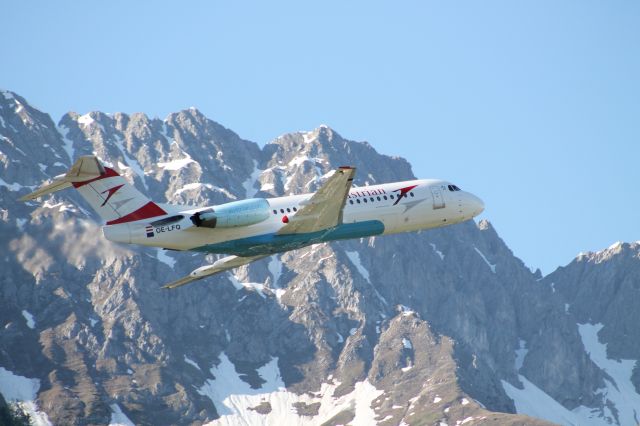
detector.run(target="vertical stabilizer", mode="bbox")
[21,155,167,224]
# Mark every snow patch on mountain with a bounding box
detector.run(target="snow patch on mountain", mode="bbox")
[109,403,135,426]
[320,170,336,180]
[184,355,201,371]
[515,339,527,371]
[0,367,52,426]
[503,350,627,426]
[42,200,76,212]
[429,243,445,260]
[200,353,383,426]
[21,310,35,329]
[260,183,274,192]
[228,274,268,299]
[346,250,387,306]
[77,113,95,127]
[268,255,282,287]
[398,305,416,317]
[16,217,27,230]
[113,135,148,190]
[288,155,311,168]
[502,375,584,426]
[156,249,176,268]
[0,177,24,191]
[474,247,496,273]
[503,333,615,425]
[346,251,370,283]
[242,160,262,198]
[578,323,640,426]
[158,149,197,171]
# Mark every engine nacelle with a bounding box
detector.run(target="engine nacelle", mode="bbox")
[190,198,270,229]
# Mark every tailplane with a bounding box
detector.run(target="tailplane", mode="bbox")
[21,155,167,224]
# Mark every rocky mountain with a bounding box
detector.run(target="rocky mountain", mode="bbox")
[0,89,638,426]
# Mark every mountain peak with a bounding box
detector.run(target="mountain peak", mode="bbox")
[176,106,206,120]
[1,89,17,101]
[477,218,493,231]
[575,240,640,265]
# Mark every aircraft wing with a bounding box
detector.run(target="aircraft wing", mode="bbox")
[163,254,268,289]
[277,166,355,235]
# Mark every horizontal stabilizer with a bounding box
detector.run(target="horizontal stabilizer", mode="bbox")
[20,156,104,201]
[162,254,268,289]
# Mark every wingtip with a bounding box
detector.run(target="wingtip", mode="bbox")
[161,275,197,289]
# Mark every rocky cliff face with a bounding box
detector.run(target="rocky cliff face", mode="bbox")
[0,90,638,425]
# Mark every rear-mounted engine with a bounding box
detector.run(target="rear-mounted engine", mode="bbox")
[190,198,270,229]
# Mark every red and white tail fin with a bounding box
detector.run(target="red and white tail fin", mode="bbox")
[21,155,167,224]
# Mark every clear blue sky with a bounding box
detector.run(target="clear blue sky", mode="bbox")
[3,1,639,274]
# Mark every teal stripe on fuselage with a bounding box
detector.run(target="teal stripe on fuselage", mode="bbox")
[193,220,385,256]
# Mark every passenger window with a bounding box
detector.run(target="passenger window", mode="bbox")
[280,209,284,213]
[287,208,291,213]
[349,200,354,205]
[377,196,381,201]
[357,199,361,204]
[390,195,395,199]
[370,197,374,202]
[363,198,368,203]
[410,192,414,197]
[273,210,277,215]
[293,207,297,211]
[383,195,388,200]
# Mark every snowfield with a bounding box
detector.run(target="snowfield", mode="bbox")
[200,353,383,426]
[0,367,51,426]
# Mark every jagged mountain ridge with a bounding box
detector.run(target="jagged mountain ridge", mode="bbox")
[0,89,638,425]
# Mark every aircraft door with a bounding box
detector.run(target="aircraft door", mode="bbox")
[430,186,445,209]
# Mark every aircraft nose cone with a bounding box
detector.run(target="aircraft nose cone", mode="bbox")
[471,194,485,216]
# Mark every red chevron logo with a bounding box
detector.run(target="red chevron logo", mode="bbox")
[100,184,124,207]
[392,184,418,205]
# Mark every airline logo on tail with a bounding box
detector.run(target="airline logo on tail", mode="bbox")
[100,184,124,206]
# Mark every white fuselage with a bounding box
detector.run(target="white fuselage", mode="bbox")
[103,179,484,253]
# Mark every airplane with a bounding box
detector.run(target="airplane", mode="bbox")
[20,156,484,289]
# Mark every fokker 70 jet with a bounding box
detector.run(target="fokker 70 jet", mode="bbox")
[21,156,484,288]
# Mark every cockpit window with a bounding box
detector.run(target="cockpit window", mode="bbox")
[448,184,462,191]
